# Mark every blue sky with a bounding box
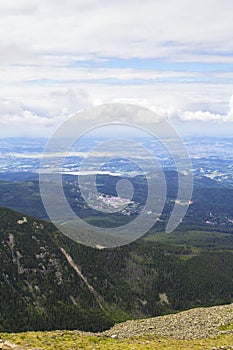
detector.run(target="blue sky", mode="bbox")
[73,57,233,74]
[0,0,232,137]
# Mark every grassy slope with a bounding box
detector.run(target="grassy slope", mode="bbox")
[145,229,233,249]
[0,330,232,349]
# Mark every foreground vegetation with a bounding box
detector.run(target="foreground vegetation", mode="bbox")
[1,330,233,349]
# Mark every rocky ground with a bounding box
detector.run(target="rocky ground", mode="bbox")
[103,303,233,340]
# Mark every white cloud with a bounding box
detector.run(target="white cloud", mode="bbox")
[0,1,232,136]
[178,94,233,122]
[1,91,233,137]
[0,0,232,63]
[0,95,79,138]
[181,110,223,122]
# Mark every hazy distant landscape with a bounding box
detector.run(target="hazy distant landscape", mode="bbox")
[1,137,233,235]
[1,137,233,187]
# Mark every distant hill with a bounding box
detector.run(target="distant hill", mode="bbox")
[0,206,233,333]
[0,171,233,231]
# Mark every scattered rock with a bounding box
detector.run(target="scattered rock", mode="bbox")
[17,217,27,225]
[111,334,118,339]
[0,340,35,350]
[103,303,233,340]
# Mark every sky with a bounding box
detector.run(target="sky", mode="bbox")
[0,0,233,138]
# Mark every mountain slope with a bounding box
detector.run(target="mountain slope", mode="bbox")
[0,206,233,333]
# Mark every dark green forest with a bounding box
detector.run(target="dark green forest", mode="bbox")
[0,206,233,333]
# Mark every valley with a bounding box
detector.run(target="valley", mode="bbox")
[0,137,233,343]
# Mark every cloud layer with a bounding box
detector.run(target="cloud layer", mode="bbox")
[0,0,232,136]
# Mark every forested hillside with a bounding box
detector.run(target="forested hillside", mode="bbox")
[1,206,233,333]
